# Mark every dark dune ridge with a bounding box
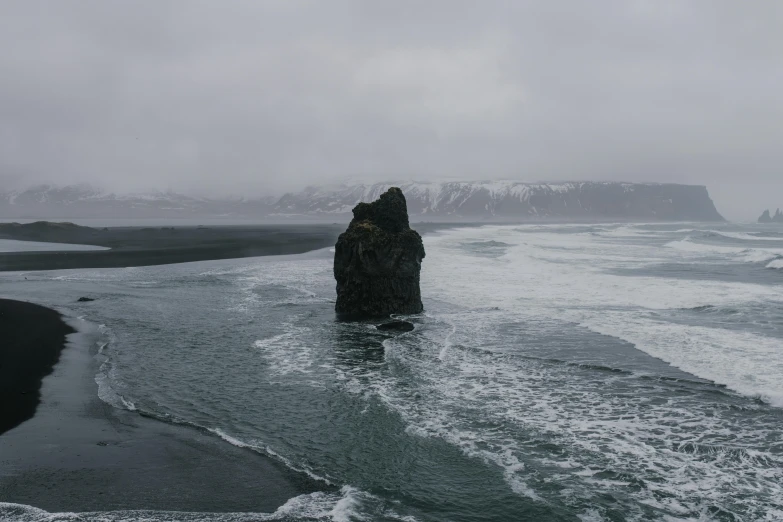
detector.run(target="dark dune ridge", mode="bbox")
[0,222,343,271]
[0,298,74,435]
[0,221,464,272]
[0,298,325,512]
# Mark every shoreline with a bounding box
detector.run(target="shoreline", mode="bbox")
[0,221,469,272]
[0,299,75,435]
[0,223,343,272]
[0,300,326,513]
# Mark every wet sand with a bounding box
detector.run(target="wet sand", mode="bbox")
[0,300,326,513]
[0,299,75,435]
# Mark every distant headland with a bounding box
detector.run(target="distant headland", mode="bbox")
[1,181,724,222]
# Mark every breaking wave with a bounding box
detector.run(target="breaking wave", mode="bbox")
[0,485,419,522]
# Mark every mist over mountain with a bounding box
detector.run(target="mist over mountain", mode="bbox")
[0,184,274,220]
[0,181,723,222]
[1,2,780,222]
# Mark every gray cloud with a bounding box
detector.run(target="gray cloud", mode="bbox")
[0,0,781,219]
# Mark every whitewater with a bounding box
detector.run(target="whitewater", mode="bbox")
[2,222,782,521]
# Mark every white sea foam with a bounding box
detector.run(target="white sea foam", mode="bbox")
[209,427,254,449]
[218,222,783,516]
[665,237,741,254]
[427,229,783,312]
[582,313,783,406]
[254,323,319,378]
[329,224,783,516]
[93,324,137,412]
[665,237,783,263]
[676,229,783,242]
[0,485,400,522]
[423,226,783,402]
[330,308,783,519]
[767,258,783,269]
[714,230,783,241]
[592,225,663,238]
[208,427,334,485]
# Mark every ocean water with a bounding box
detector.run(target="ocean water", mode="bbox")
[2,222,783,521]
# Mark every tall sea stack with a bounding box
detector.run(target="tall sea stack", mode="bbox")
[334,187,425,319]
[758,209,783,223]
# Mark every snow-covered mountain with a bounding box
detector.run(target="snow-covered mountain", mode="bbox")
[273,181,724,221]
[0,184,273,219]
[0,181,724,222]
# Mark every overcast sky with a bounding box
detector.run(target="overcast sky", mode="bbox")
[0,1,781,219]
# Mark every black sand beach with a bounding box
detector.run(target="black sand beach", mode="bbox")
[0,222,343,271]
[0,221,464,272]
[0,299,325,512]
[0,299,75,435]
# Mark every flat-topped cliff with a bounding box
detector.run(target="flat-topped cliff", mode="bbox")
[1,182,724,221]
[275,181,724,221]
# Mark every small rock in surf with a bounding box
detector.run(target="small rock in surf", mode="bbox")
[376,320,415,332]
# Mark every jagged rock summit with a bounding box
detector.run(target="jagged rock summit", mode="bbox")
[334,187,425,319]
[758,209,783,223]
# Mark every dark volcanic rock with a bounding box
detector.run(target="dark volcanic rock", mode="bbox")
[334,188,425,319]
[376,320,415,332]
[759,209,783,223]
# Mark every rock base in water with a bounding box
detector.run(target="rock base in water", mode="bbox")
[376,320,415,332]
